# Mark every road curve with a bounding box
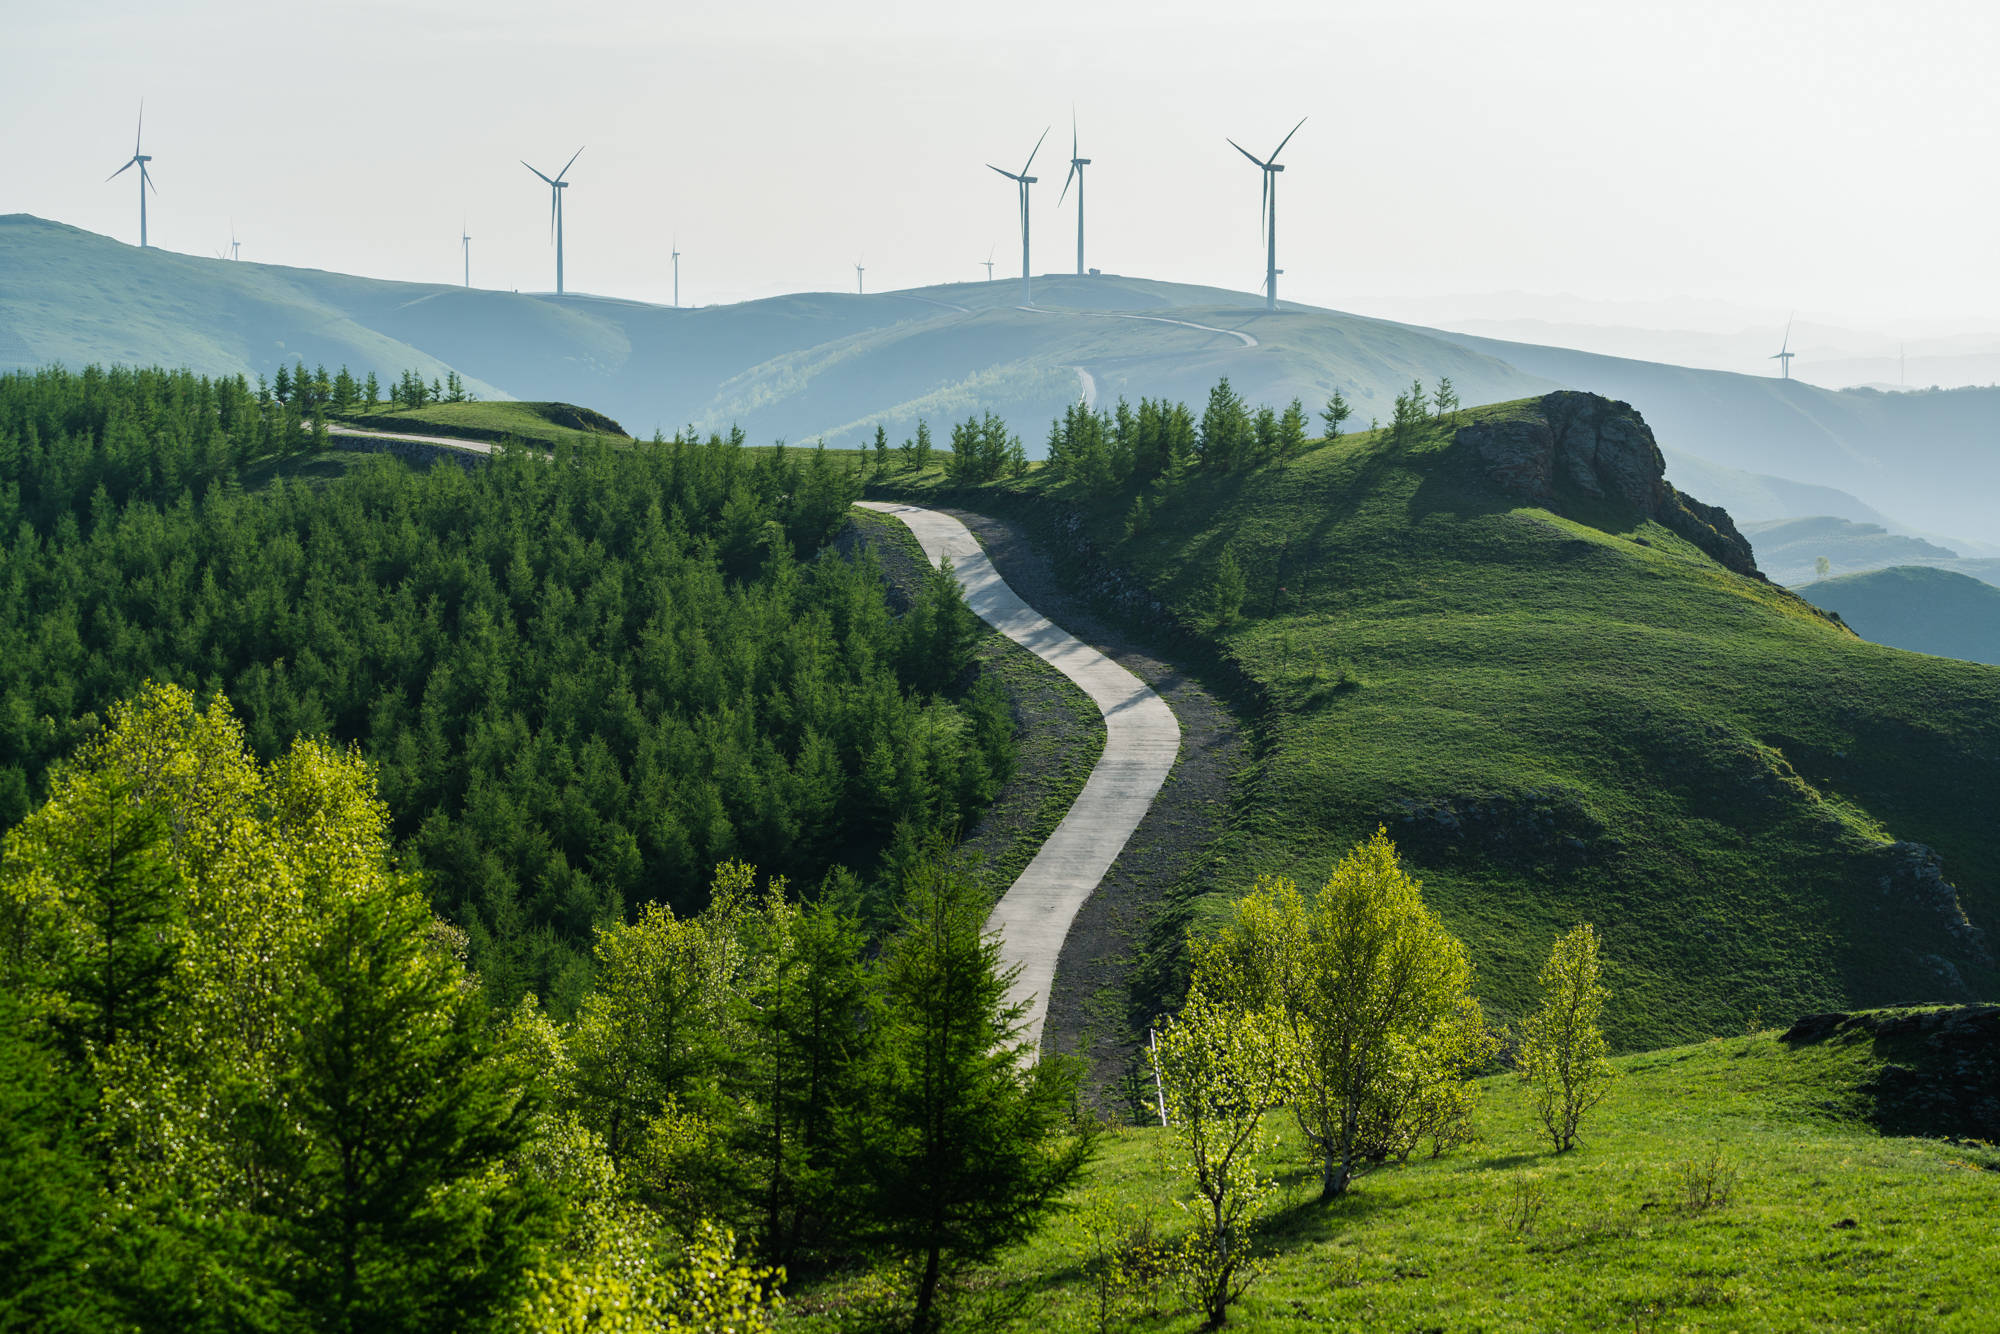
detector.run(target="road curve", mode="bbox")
[857,500,1180,1051]
[326,423,497,454]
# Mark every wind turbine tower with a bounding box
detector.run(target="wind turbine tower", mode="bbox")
[856,262,865,295]
[522,147,584,294]
[461,221,471,287]
[989,127,1049,305]
[982,246,995,283]
[1061,114,1090,276]
[672,239,681,308]
[107,103,157,249]
[1770,317,1796,380]
[1227,117,1306,311]
[229,224,240,261]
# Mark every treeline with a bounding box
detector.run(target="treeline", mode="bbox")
[1035,375,1464,500]
[0,365,1011,1010]
[0,687,1087,1332]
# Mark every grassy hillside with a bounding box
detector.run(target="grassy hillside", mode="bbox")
[1744,515,2000,590]
[1799,567,2000,666]
[334,399,634,449]
[877,394,2000,1050]
[787,1009,2000,1331]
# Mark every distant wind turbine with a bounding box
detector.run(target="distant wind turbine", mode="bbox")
[461,219,471,287]
[213,221,240,262]
[1227,116,1306,311]
[106,102,157,249]
[989,127,1049,305]
[856,261,866,295]
[672,237,681,308]
[1770,316,1796,380]
[982,246,995,283]
[1060,112,1090,277]
[522,147,583,294]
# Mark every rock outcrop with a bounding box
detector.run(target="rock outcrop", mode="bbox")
[1458,391,1761,578]
[1781,1004,2000,1141]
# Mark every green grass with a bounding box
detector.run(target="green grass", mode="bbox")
[782,1028,2000,1331]
[333,400,631,449]
[876,404,2000,1050]
[1798,566,2000,666]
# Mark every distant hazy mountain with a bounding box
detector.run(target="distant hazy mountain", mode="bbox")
[1743,517,1968,588]
[8,211,1999,543]
[1798,566,2000,665]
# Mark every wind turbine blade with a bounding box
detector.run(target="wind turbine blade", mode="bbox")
[135,99,144,155]
[556,145,584,182]
[989,164,1021,181]
[144,164,157,195]
[1060,160,1077,205]
[1071,109,1078,161]
[522,160,557,186]
[1261,172,1269,240]
[107,158,135,182]
[1227,138,1268,169]
[550,190,558,239]
[1022,125,1049,175]
[1270,115,1307,162]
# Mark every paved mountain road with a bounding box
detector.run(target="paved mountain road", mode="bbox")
[856,501,1181,1051]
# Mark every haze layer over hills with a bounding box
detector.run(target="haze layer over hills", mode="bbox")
[7,212,1998,546]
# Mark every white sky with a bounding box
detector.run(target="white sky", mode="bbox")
[6,0,1996,336]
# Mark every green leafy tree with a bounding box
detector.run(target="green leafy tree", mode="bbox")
[1198,830,1482,1198]
[846,846,1096,1333]
[1197,378,1250,472]
[1320,391,1352,439]
[1815,555,1832,580]
[1209,547,1247,629]
[1432,376,1460,423]
[1520,923,1615,1152]
[1151,987,1292,1330]
[253,887,551,1332]
[1277,398,1309,456]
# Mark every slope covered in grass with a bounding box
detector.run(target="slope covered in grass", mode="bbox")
[785,1010,2000,1332]
[879,393,1999,1049]
[334,399,633,448]
[1799,566,2000,665]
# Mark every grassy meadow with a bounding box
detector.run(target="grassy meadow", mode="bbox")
[785,1024,2000,1332]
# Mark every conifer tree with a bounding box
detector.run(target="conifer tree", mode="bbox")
[1320,390,1352,439]
[846,847,1096,1332]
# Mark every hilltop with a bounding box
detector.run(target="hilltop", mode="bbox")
[9,214,2000,545]
[878,391,2000,1050]
[1799,566,2000,666]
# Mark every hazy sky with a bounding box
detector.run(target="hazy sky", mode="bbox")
[7,0,1996,337]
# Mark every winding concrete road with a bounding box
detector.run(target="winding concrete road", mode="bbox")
[857,501,1180,1051]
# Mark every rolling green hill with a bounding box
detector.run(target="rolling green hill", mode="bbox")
[13,213,2000,545]
[1742,515,2000,591]
[334,399,634,448]
[1798,566,2000,665]
[880,392,1999,1051]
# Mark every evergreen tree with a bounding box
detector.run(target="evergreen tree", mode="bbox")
[1320,390,1352,439]
[873,425,890,474]
[1197,378,1250,472]
[362,371,379,406]
[846,847,1096,1332]
[1278,398,1309,456]
[1432,377,1460,424]
[253,889,552,1332]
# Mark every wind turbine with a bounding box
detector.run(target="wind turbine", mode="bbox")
[982,245,995,283]
[522,147,583,294]
[989,127,1049,305]
[856,261,866,294]
[1770,316,1796,380]
[672,237,681,308]
[213,221,240,261]
[106,102,157,249]
[461,219,471,287]
[1061,112,1090,276]
[1227,116,1306,311]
